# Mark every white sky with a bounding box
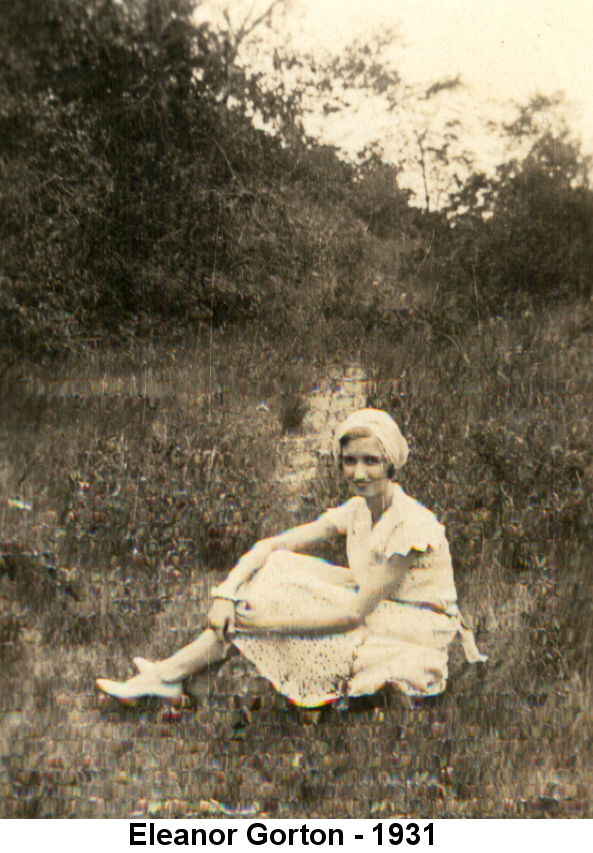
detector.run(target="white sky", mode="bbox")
[294,0,592,133]
[198,0,593,203]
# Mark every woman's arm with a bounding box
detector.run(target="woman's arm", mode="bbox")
[207,516,338,641]
[272,516,339,552]
[237,551,418,635]
[211,515,338,599]
[350,551,415,621]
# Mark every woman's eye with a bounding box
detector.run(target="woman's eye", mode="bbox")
[364,457,381,465]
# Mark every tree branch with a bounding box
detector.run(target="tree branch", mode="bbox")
[236,0,285,45]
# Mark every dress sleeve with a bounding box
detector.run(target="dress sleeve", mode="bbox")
[384,505,445,560]
[320,499,353,535]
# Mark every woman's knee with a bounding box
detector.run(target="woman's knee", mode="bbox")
[264,548,293,568]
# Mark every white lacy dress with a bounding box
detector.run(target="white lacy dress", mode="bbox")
[232,487,486,707]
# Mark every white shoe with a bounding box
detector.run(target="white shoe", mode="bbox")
[96,672,182,704]
[133,656,154,675]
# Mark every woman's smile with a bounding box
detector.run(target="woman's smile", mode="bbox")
[341,435,394,517]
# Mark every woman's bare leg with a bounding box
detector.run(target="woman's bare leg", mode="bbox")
[151,628,229,682]
[96,628,229,702]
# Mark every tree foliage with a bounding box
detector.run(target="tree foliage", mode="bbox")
[0,0,310,348]
[447,130,593,311]
[0,2,592,356]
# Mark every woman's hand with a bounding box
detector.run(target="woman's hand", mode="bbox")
[207,598,236,642]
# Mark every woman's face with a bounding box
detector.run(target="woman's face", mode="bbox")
[341,435,391,500]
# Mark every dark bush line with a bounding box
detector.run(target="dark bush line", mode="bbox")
[2,1,593,360]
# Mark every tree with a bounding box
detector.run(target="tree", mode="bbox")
[0,0,314,345]
[447,125,593,309]
[2,0,417,352]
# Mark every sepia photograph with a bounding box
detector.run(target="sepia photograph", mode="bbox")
[1,0,592,823]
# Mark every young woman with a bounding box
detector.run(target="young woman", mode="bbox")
[96,409,486,707]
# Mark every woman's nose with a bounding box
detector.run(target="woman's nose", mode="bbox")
[354,463,367,480]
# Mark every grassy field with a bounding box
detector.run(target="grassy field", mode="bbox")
[1,308,592,819]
